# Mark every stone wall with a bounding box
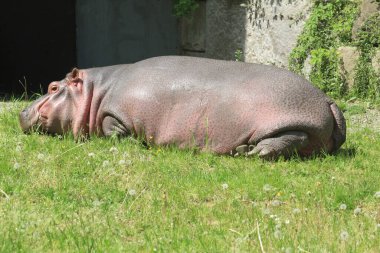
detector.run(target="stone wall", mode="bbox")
[204,0,247,61]
[180,0,313,67]
[76,0,179,68]
[337,0,380,89]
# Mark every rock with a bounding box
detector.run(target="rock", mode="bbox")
[240,0,313,67]
[302,54,312,80]
[337,46,360,89]
[181,0,313,67]
[204,0,247,61]
[352,0,380,39]
[372,49,380,75]
[179,1,206,57]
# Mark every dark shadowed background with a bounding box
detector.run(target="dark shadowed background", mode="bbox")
[0,1,76,96]
[0,0,179,96]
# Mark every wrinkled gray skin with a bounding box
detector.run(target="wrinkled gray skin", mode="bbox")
[20,56,346,159]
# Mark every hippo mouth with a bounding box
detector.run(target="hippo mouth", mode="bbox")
[38,113,48,126]
[19,96,50,134]
[19,107,44,133]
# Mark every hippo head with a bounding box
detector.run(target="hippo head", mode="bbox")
[19,68,92,137]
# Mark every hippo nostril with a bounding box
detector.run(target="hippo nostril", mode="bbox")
[19,108,38,133]
[20,108,28,118]
[19,111,29,132]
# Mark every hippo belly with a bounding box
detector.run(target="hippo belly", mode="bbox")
[98,56,341,157]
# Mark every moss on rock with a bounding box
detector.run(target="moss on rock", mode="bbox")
[289,0,379,101]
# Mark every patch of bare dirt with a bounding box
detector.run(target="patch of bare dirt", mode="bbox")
[346,109,380,133]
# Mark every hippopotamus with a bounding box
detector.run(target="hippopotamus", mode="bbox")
[19,56,346,159]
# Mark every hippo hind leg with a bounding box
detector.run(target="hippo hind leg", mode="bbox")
[246,131,309,160]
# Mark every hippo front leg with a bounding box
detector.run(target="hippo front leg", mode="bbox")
[102,116,130,137]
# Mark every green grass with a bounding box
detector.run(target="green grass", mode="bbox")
[1,101,379,252]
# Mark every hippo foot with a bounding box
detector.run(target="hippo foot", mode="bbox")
[234,144,255,157]
[247,131,309,160]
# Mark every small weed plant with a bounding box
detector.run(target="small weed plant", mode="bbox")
[173,0,199,17]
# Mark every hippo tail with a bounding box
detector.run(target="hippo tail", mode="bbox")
[329,102,346,151]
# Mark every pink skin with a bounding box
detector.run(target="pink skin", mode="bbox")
[20,69,93,138]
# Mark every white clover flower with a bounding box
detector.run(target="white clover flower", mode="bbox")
[275,223,282,230]
[222,183,229,190]
[128,189,137,196]
[262,208,271,215]
[339,204,347,210]
[292,208,301,214]
[32,231,40,239]
[374,191,380,198]
[377,224,380,230]
[263,184,272,192]
[13,162,20,170]
[37,153,44,160]
[354,207,362,215]
[92,199,102,207]
[102,160,110,167]
[271,200,282,207]
[109,146,118,154]
[269,214,277,219]
[340,230,349,241]
[15,145,22,152]
[139,154,146,161]
[88,152,95,158]
[284,219,290,224]
[274,229,282,239]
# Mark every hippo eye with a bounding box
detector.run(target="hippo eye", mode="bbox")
[48,84,59,94]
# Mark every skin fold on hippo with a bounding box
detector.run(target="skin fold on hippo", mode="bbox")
[19,56,346,160]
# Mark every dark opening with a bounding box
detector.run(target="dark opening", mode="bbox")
[0,0,77,97]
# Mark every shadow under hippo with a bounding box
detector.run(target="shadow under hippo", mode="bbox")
[19,56,346,160]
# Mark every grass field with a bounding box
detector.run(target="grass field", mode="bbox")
[0,101,379,252]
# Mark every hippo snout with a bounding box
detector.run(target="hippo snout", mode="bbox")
[19,107,40,133]
[19,108,32,133]
[19,94,51,133]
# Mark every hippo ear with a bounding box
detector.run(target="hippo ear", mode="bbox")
[67,68,84,91]
[66,68,80,80]
[70,68,80,79]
